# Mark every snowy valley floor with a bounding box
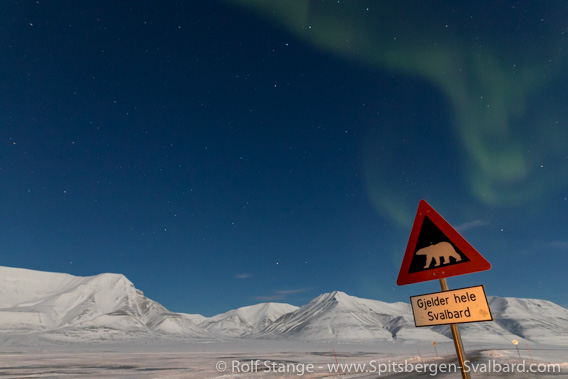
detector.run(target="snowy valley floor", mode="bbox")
[0,340,566,378]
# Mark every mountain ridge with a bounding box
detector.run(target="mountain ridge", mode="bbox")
[200,302,299,337]
[1,266,567,346]
[0,266,214,342]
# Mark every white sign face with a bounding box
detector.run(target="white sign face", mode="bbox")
[410,285,492,327]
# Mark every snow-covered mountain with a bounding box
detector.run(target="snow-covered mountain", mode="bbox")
[1,266,567,346]
[425,296,568,345]
[255,291,568,345]
[0,266,212,343]
[200,302,298,337]
[257,291,445,342]
[488,296,568,345]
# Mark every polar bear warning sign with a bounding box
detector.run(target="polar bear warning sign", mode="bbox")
[397,200,491,286]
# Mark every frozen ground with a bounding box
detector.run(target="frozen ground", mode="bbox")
[0,340,566,378]
[1,267,566,377]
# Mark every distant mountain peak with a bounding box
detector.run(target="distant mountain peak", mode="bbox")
[0,265,213,342]
[200,301,298,337]
[328,290,348,300]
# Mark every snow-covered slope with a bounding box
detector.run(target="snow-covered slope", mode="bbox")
[257,291,443,342]
[256,291,568,345]
[179,313,208,325]
[0,266,212,342]
[488,296,568,345]
[200,302,298,337]
[429,296,568,345]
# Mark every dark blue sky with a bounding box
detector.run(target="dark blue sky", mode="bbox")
[1,1,567,316]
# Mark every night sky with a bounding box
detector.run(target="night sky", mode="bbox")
[1,1,567,316]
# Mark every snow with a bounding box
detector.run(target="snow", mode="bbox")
[488,296,568,345]
[258,291,415,342]
[0,266,213,342]
[0,341,565,378]
[201,302,299,337]
[179,312,208,324]
[1,266,567,377]
[1,265,567,347]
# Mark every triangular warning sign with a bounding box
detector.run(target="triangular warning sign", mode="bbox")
[397,200,491,286]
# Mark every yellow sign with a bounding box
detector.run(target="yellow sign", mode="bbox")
[410,285,492,327]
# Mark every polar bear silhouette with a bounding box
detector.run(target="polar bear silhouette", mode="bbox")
[415,241,462,269]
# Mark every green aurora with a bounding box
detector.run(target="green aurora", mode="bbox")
[228,0,568,226]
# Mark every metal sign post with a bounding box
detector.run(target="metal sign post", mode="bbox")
[440,277,470,379]
[512,339,521,359]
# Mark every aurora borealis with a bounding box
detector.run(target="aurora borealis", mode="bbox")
[1,1,567,314]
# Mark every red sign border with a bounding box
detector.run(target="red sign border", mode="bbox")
[397,200,491,286]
